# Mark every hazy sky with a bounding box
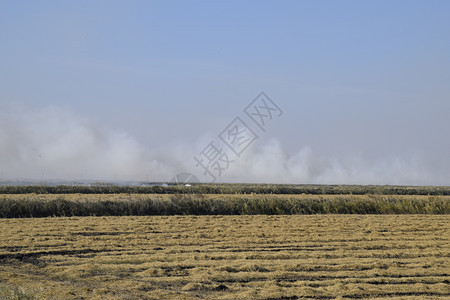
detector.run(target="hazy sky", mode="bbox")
[1,1,449,184]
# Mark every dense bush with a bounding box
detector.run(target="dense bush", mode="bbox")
[1,184,450,195]
[0,194,448,218]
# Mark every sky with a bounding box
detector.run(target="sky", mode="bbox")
[1,0,449,185]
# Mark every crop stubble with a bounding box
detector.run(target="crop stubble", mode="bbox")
[0,215,449,299]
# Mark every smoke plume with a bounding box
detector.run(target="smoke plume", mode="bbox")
[0,106,446,185]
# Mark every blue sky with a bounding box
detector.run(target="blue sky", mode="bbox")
[1,1,449,184]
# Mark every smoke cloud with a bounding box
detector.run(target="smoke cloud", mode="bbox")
[0,107,179,181]
[0,106,446,185]
[227,139,434,185]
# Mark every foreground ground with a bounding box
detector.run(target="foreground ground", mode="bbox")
[0,215,449,299]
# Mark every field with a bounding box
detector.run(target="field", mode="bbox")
[1,214,449,299]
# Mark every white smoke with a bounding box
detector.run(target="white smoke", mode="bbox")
[0,106,445,185]
[221,139,435,185]
[0,106,182,181]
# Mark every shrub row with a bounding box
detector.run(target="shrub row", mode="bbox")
[0,194,448,218]
[1,184,450,195]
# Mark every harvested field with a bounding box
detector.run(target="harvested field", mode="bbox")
[0,215,449,299]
